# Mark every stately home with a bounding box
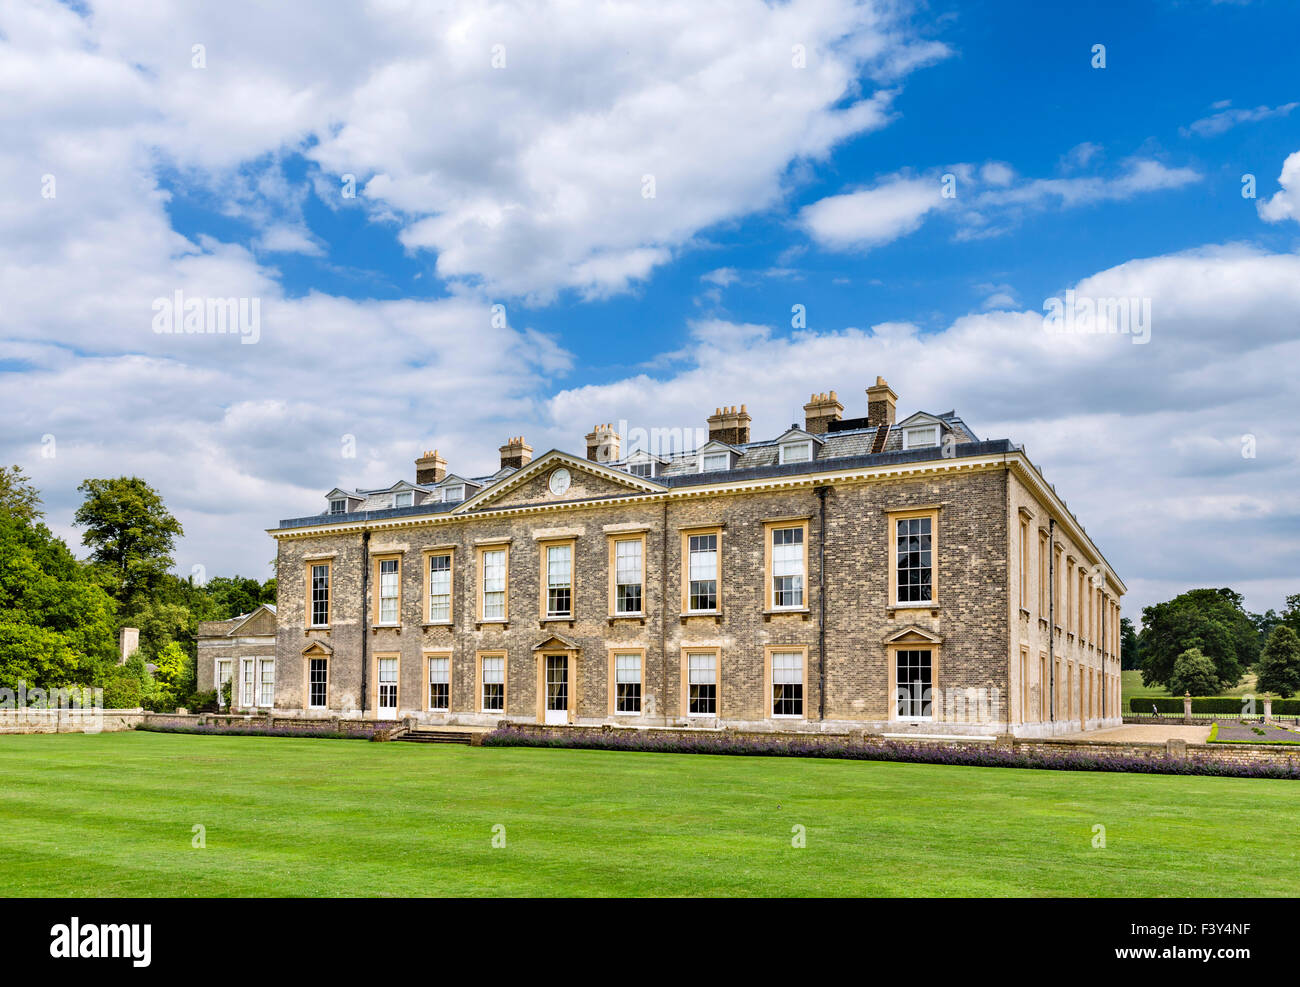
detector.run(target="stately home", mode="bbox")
[204,378,1125,737]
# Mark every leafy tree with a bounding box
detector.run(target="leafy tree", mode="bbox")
[1281,594,1300,638]
[73,477,183,604]
[1250,608,1281,648]
[0,510,118,691]
[1138,588,1257,692]
[1167,648,1219,696]
[0,465,42,522]
[1256,625,1300,699]
[1119,617,1139,670]
[203,575,276,619]
[151,641,191,709]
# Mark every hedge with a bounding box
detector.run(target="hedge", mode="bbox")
[1129,696,1300,715]
[482,726,1300,780]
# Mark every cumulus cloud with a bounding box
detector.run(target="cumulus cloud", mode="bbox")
[798,174,948,249]
[1258,150,1300,225]
[546,244,1300,614]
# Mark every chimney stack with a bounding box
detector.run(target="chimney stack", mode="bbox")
[415,449,447,485]
[499,436,533,470]
[706,405,752,446]
[585,423,621,463]
[803,390,843,435]
[118,627,139,666]
[866,376,897,427]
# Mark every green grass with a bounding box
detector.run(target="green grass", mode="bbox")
[2,731,1298,897]
[1122,669,1259,706]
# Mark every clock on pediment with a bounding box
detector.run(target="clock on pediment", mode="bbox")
[548,468,572,496]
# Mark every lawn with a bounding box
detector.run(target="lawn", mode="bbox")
[1122,669,1259,707]
[2,731,1298,897]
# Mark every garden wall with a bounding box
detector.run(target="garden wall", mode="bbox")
[0,708,143,734]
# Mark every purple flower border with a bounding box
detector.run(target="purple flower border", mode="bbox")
[482,726,1300,780]
[137,723,381,741]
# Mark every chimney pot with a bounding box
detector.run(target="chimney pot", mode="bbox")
[706,403,752,445]
[499,435,533,470]
[866,376,898,427]
[415,448,448,485]
[803,388,844,435]
[585,422,622,464]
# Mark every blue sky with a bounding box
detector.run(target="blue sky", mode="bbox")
[3,0,1299,616]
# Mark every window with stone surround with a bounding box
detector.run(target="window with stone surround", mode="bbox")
[685,531,719,613]
[427,654,450,711]
[613,652,642,714]
[375,556,401,625]
[769,649,805,717]
[427,552,452,623]
[894,648,932,719]
[612,537,643,615]
[685,650,718,715]
[259,658,275,707]
[479,653,505,712]
[479,548,508,622]
[308,561,331,627]
[308,657,328,708]
[888,508,938,606]
[765,521,807,610]
[545,542,572,618]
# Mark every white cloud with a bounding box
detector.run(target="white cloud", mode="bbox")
[1258,150,1300,225]
[545,244,1300,615]
[798,174,946,249]
[1181,100,1298,137]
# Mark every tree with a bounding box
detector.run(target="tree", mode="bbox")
[151,641,192,709]
[0,510,118,691]
[1167,648,1219,697]
[1119,617,1139,670]
[1256,625,1300,699]
[1138,588,1257,692]
[0,465,42,522]
[1280,594,1300,638]
[73,477,183,604]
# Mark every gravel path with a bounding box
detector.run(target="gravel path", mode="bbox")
[1053,724,1212,744]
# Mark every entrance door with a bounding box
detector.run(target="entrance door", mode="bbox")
[544,655,568,725]
[377,657,398,719]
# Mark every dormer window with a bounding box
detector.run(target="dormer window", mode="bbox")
[394,491,413,508]
[779,441,813,465]
[628,461,653,478]
[700,452,731,473]
[328,499,347,515]
[903,426,940,449]
[443,484,465,503]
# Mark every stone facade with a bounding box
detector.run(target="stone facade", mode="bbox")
[196,605,278,710]
[261,385,1126,737]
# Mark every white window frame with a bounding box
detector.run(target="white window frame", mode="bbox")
[686,651,718,716]
[427,553,452,623]
[614,652,642,715]
[308,657,328,709]
[328,498,347,514]
[770,525,806,610]
[427,654,450,712]
[215,659,232,708]
[613,538,643,616]
[377,557,400,625]
[778,441,813,465]
[686,533,719,614]
[699,452,730,473]
[770,650,804,718]
[481,654,505,712]
[394,491,413,508]
[545,543,572,618]
[902,426,940,449]
[309,563,330,627]
[239,657,256,708]
[443,484,465,503]
[258,657,275,708]
[626,460,654,478]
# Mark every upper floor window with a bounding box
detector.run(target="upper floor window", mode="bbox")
[627,461,653,478]
[700,452,730,473]
[902,426,939,449]
[480,548,507,622]
[427,553,452,622]
[308,562,330,627]
[778,441,812,465]
[394,491,413,508]
[767,523,806,609]
[545,543,573,618]
[613,537,643,615]
[888,510,937,605]
[443,484,465,502]
[328,498,347,515]
[685,531,719,612]
[376,557,401,624]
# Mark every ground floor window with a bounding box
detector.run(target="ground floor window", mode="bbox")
[770,650,803,717]
[216,659,232,707]
[428,655,449,711]
[895,649,932,719]
[240,658,255,708]
[481,655,505,712]
[309,657,328,708]
[378,657,398,712]
[614,652,641,713]
[687,652,717,715]
[258,658,275,707]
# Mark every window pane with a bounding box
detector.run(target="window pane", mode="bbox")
[428,554,451,621]
[546,544,572,616]
[772,527,805,607]
[896,517,933,603]
[615,539,643,613]
[688,534,718,611]
[687,653,717,715]
[309,658,328,707]
[482,656,504,711]
[483,550,506,620]
[615,653,641,713]
[896,649,933,718]
[379,558,400,623]
[428,656,449,710]
[310,564,330,626]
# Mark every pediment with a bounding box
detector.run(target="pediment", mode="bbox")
[302,640,333,657]
[882,624,943,645]
[533,633,581,652]
[455,451,663,513]
[228,604,277,637]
